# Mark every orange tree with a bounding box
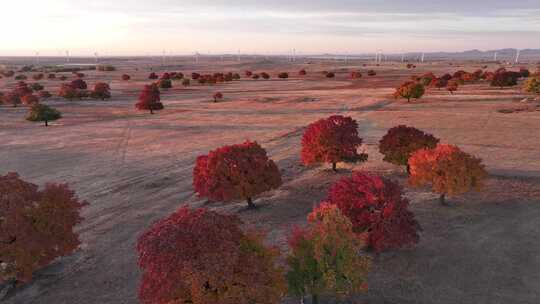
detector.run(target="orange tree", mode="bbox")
[0,172,87,284]
[137,207,286,304]
[193,141,281,208]
[286,203,371,304]
[90,82,111,100]
[301,115,367,171]
[408,144,488,204]
[446,79,459,94]
[378,125,439,173]
[394,81,425,102]
[524,76,540,96]
[326,172,420,252]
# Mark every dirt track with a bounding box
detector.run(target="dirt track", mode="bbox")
[1,59,539,303]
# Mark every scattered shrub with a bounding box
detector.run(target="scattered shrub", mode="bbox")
[59,75,68,81]
[429,77,447,90]
[301,115,367,171]
[491,71,518,88]
[32,73,44,81]
[90,82,111,100]
[15,81,33,96]
[350,71,362,79]
[96,65,116,71]
[245,70,253,77]
[58,84,79,100]
[213,92,223,102]
[408,144,488,204]
[252,74,260,80]
[261,72,270,80]
[136,84,163,114]
[157,79,172,89]
[3,92,21,107]
[137,207,286,304]
[173,72,184,80]
[193,141,282,208]
[70,79,87,90]
[0,173,86,283]
[191,72,201,80]
[182,78,191,86]
[121,74,131,81]
[38,90,52,99]
[160,72,171,80]
[298,69,307,76]
[519,68,530,78]
[148,72,158,80]
[15,75,27,80]
[325,72,335,78]
[1,70,14,77]
[287,203,371,303]
[47,73,56,79]
[21,94,39,105]
[419,72,436,86]
[379,125,439,171]
[326,172,421,252]
[367,70,376,76]
[446,79,459,94]
[278,72,289,79]
[30,83,43,91]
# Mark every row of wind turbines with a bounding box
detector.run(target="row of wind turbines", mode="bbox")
[32,49,525,66]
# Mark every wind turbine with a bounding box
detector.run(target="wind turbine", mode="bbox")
[494,52,498,61]
[237,50,241,62]
[421,52,425,63]
[401,53,405,63]
[94,52,99,63]
[65,50,70,63]
[515,49,521,64]
[35,51,40,65]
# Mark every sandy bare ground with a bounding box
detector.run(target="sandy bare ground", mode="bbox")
[1,59,539,303]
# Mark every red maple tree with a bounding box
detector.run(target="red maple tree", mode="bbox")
[301,115,367,171]
[326,172,421,252]
[135,84,163,114]
[137,207,286,304]
[193,141,282,208]
[0,172,87,283]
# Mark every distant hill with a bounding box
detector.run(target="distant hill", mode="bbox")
[415,49,540,62]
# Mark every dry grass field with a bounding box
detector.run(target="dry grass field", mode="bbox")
[1,58,540,303]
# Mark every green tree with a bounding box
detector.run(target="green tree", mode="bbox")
[26,103,61,126]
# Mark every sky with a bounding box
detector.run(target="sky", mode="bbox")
[1,0,539,56]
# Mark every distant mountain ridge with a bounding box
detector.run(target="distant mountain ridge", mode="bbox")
[415,49,540,61]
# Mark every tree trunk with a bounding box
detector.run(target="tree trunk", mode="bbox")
[439,193,447,205]
[214,98,217,103]
[45,120,48,127]
[246,197,255,209]
[406,164,411,176]
[150,107,154,114]
[407,97,411,102]
[312,294,319,304]
[332,162,337,172]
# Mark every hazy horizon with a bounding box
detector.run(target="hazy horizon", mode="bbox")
[2,0,539,56]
